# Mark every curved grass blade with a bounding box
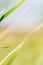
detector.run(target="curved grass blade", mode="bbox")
[0,0,26,22]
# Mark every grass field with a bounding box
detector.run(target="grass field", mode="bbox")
[0,27,43,65]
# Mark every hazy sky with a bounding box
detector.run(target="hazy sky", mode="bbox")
[0,0,43,32]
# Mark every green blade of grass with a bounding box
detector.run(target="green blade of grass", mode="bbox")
[0,0,26,22]
[0,42,24,65]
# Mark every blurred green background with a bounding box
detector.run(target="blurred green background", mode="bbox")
[0,28,43,65]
